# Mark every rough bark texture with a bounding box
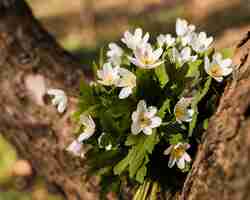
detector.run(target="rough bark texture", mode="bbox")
[0,0,97,199]
[1,0,250,200]
[182,32,250,200]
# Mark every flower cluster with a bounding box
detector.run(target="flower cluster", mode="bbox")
[47,18,234,196]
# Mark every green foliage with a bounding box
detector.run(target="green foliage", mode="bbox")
[114,133,159,183]
[154,64,169,88]
[169,133,184,145]
[186,60,202,78]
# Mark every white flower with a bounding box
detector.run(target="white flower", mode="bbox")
[204,53,233,82]
[66,140,83,157]
[47,89,67,113]
[172,47,197,66]
[131,100,162,135]
[174,97,194,123]
[97,63,120,86]
[77,115,96,142]
[116,68,136,99]
[107,43,123,66]
[157,34,176,48]
[121,28,149,50]
[98,132,113,151]
[129,43,164,69]
[164,142,191,169]
[176,18,196,46]
[190,32,213,53]
[105,144,112,151]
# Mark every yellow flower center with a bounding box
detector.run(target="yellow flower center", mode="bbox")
[105,74,115,84]
[141,56,154,65]
[139,114,151,128]
[209,64,223,77]
[172,146,185,159]
[175,106,185,120]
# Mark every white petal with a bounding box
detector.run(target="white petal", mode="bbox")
[150,117,162,128]
[145,106,157,118]
[204,56,210,75]
[66,140,82,156]
[143,127,152,135]
[214,77,223,82]
[147,61,164,69]
[47,89,64,96]
[168,156,176,168]
[119,87,132,99]
[51,96,61,106]
[172,47,179,62]
[118,67,130,76]
[184,143,191,150]
[222,67,233,76]
[135,28,143,40]
[129,57,145,68]
[105,144,112,151]
[183,153,191,162]
[188,24,196,32]
[132,111,139,122]
[152,48,163,61]
[181,47,191,61]
[187,108,194,118]
[78,131,93,142]
[57,100,67,113]
[213,53,222,62]
[205,36,213,47]
[177,157,185,169]
[164,145,173,155]
[221,58,232,68]
[142,32,150,44]
[176,18,187,36]
[137,100,147,113]
[131,122,142,135]
[157,34,165,47]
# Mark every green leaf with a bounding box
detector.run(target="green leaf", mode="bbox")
[113,149,133,175]
[186,60,202,78]
[154,64,169,88]
[192,77,212,106]
[189,77,212,136]
[158,98,171,118]
[125,135,140,146]
[169,133,183,145]
[78,80,97,113]
[203,118,209,130]
[92,61,98,78]
[188,107,198,137]
[114,133,159,183]
[135,165,147,184]
[99,47,104,67]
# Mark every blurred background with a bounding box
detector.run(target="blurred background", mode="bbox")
[1,0,250,199]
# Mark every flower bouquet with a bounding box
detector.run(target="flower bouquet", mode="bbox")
[48,18,234,199]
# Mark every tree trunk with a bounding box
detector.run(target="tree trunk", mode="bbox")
[0,0,97,199]
[181,32,250,200]
[1,1,250,200]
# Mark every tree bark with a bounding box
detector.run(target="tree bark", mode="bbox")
[0,0,97,200]
[1,1,250,200]
[181,32,250,200]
